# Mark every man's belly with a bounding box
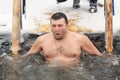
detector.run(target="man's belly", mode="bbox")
[46,56,80,67]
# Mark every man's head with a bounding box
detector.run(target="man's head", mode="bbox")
[50,12,68,40]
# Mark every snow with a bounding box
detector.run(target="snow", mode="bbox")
[0,0,120,34]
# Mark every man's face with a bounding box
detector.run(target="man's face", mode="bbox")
[50,18,68,40]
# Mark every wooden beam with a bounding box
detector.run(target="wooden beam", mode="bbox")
[105,0,113,53]
[12,0,21,55]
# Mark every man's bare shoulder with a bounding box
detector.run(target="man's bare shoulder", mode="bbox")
[70,31,88,39]
[79,34,88,39]
[36,32,52,42]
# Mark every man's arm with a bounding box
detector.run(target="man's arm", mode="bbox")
[22,37,42,58]
[81,35,102,56]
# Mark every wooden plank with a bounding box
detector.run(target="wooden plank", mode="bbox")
[105,0,113,53]
[12,0,21,55]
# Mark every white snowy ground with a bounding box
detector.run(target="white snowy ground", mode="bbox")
[0,0,120,35]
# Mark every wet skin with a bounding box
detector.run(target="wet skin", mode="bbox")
[22,18,102,67]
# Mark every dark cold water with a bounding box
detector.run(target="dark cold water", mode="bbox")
[0,53,119,80]
[0,33,120,80]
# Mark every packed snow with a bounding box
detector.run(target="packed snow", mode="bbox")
[0,0,120,34]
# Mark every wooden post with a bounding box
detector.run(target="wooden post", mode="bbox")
[12,0,21,55]
[105,0,113,53]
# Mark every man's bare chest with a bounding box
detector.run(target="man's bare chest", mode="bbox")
[42,41,81,58]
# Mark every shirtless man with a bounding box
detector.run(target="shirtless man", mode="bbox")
[22,12,102,67]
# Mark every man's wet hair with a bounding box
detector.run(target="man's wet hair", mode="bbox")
[50,12,68,24]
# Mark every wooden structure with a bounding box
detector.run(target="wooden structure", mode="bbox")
[105,0,113,53]
[12,0,21,55]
